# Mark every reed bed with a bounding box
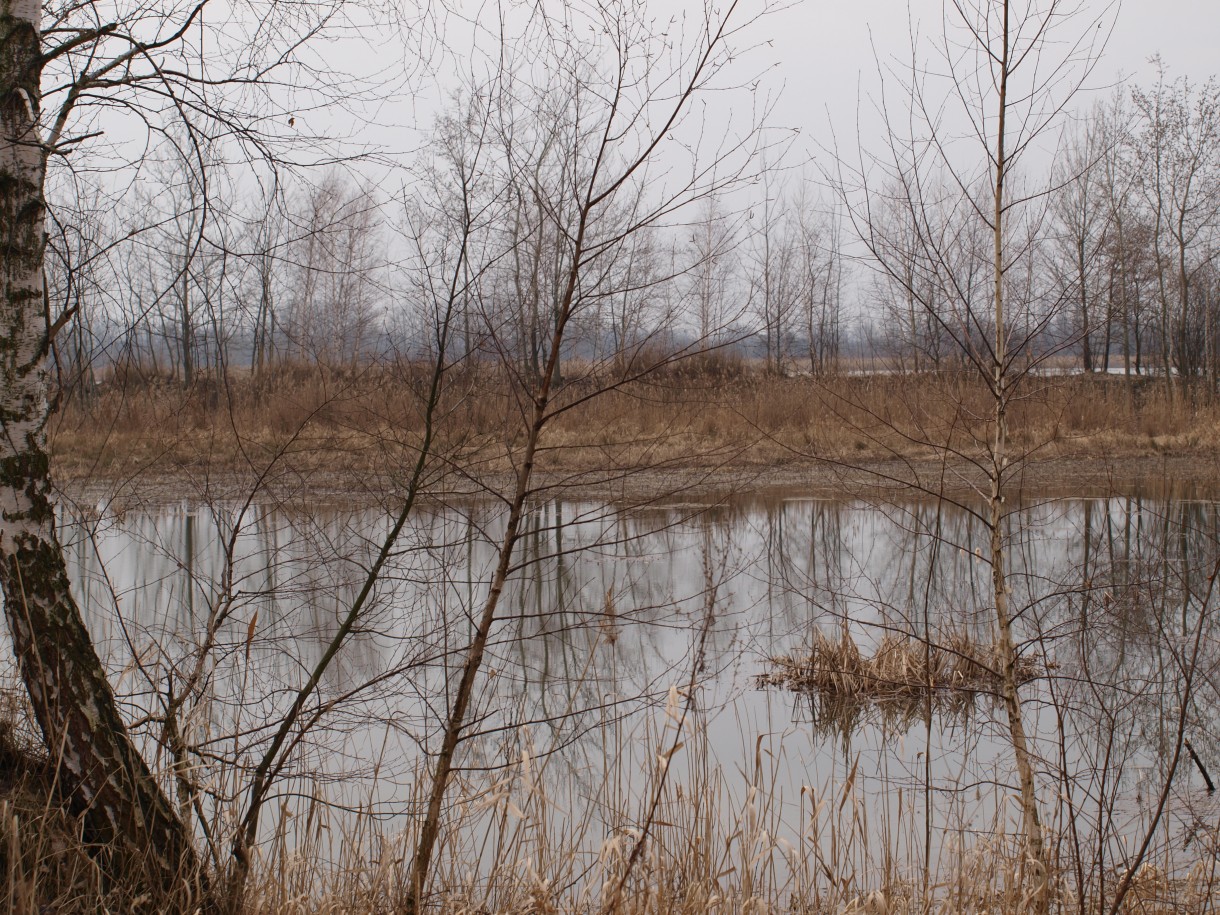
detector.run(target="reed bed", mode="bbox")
[1,680,1214,914]
[759,628,1044,722]
[48,361,1220,494]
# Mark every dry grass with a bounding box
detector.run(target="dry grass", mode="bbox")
[759,627,1045,730]
[0,688,113,914]
[48,361,1220,498]
[0,689,1212,915]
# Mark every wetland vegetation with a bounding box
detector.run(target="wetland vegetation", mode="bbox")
[3,0,1220,911]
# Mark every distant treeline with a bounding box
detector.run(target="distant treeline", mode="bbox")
[48,73,1220,391]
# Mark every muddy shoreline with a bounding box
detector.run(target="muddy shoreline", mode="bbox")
[54,452,1220,512]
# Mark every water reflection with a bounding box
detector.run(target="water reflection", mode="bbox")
[53,492,1220,887]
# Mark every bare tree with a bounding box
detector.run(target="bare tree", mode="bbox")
[284,173,385,370]
[0,0,398,900]
[399,3,775,908]
[793,191,844,375]
[750,175,798,373]
[1093,90,1151,376]
[684,195,741,348]
[1052,110,1114,373]
[245,180,289,375]
[831,3,1116,910]
[1131,65,1220,391]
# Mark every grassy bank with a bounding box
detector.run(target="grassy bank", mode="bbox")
[49,362,1220,502]
[47,363,1220,509]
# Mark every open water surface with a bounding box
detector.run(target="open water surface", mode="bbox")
[55,490,1220,881]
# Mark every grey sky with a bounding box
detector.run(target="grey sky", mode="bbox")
[285,1,1216,187]
[762,0,1213,165]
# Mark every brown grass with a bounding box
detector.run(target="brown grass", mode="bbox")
[758,628,1045,734]
[0,680,1211,915]
[48,361,1220,500]
[0,688,113,914]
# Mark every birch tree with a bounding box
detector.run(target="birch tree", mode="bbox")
[0,0,379,902]
[0,6,207,908]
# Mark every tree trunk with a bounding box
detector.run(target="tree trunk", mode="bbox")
[1079,238,1093,373]
[1,1,199,904]
[989,4,1048,910]
[180,263,194,385]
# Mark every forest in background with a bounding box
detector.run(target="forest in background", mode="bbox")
[46,69,1220,396]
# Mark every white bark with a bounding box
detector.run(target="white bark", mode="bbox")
[1,0,200,904]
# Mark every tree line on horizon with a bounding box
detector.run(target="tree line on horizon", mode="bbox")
[48,69,1220,393]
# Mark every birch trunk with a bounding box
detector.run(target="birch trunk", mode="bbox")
[989,2,1047,909]
[0,0,199,903]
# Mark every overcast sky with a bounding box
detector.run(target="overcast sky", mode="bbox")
[368,0,1215,184]
[760,0,1213,165]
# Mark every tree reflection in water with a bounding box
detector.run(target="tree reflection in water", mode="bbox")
[44,490,1220,907]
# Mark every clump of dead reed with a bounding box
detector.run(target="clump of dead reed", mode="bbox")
[759,627,1043,725]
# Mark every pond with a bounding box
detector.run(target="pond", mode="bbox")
[54,490,1220,904]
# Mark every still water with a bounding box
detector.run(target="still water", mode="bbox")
[58,492,1220,882]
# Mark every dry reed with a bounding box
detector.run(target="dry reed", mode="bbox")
[48,362,1220,500]
[759,628,1045,730]
[761,627,1043,699]
[0,688,1212,915]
